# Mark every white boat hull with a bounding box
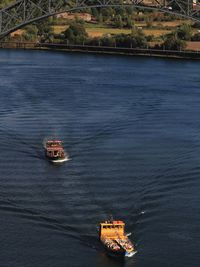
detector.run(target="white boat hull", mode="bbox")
[51,157,69,163]
[125,250,137,257]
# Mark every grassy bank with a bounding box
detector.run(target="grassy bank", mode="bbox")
[52,20,191,38]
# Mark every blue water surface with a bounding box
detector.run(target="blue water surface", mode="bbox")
[0,50,200,267]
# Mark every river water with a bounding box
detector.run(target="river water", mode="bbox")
[0,50,199,267]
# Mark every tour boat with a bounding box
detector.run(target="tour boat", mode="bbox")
[45,140,68,163]
[99,219,136,258]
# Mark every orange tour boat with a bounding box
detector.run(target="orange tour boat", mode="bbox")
[45,140,68,163]
[99,219,136,258]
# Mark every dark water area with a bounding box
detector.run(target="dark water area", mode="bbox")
[0,50,200,267]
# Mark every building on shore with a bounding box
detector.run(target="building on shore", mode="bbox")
[56,12,92,22]
[128,0,167,7]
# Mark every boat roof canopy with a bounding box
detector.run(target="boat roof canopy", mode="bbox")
[47,140,62,143]
[46,140,64,149]
[100,220,125,226]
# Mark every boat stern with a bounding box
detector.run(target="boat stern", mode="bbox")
[125,249,137,257]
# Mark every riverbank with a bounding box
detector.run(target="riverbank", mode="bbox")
[1,42,200,59]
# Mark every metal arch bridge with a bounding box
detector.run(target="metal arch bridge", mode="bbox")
[0,0,200,39]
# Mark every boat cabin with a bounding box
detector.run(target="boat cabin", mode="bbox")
[45,140,65,158]
[99,221,125,239]
[46,140,62,148]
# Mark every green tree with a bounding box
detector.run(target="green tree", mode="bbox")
[91,8,99,18]
[131,28,148,48]
[126,6,134,16]
[0,0,14,8]
[114,30,147,48]
[101,7,115,22]
[35,19,54,42]
[97,13,103,24]
[22,25,38,41]
[163,33,186,50]
[114,15,123,28]
[176,23,192,41]
[63,21,88,44]
[100,35,115,46]
[117,6,126,17]
[125,15,134,29]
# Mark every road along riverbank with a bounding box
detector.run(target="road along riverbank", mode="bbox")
[1,41,200,59]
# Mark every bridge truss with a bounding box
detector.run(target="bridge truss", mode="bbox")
[0,0,200,38]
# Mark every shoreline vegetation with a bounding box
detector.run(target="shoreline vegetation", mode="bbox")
[7,17,200,52]
[1,2,200,57]
[1,41,200,59]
